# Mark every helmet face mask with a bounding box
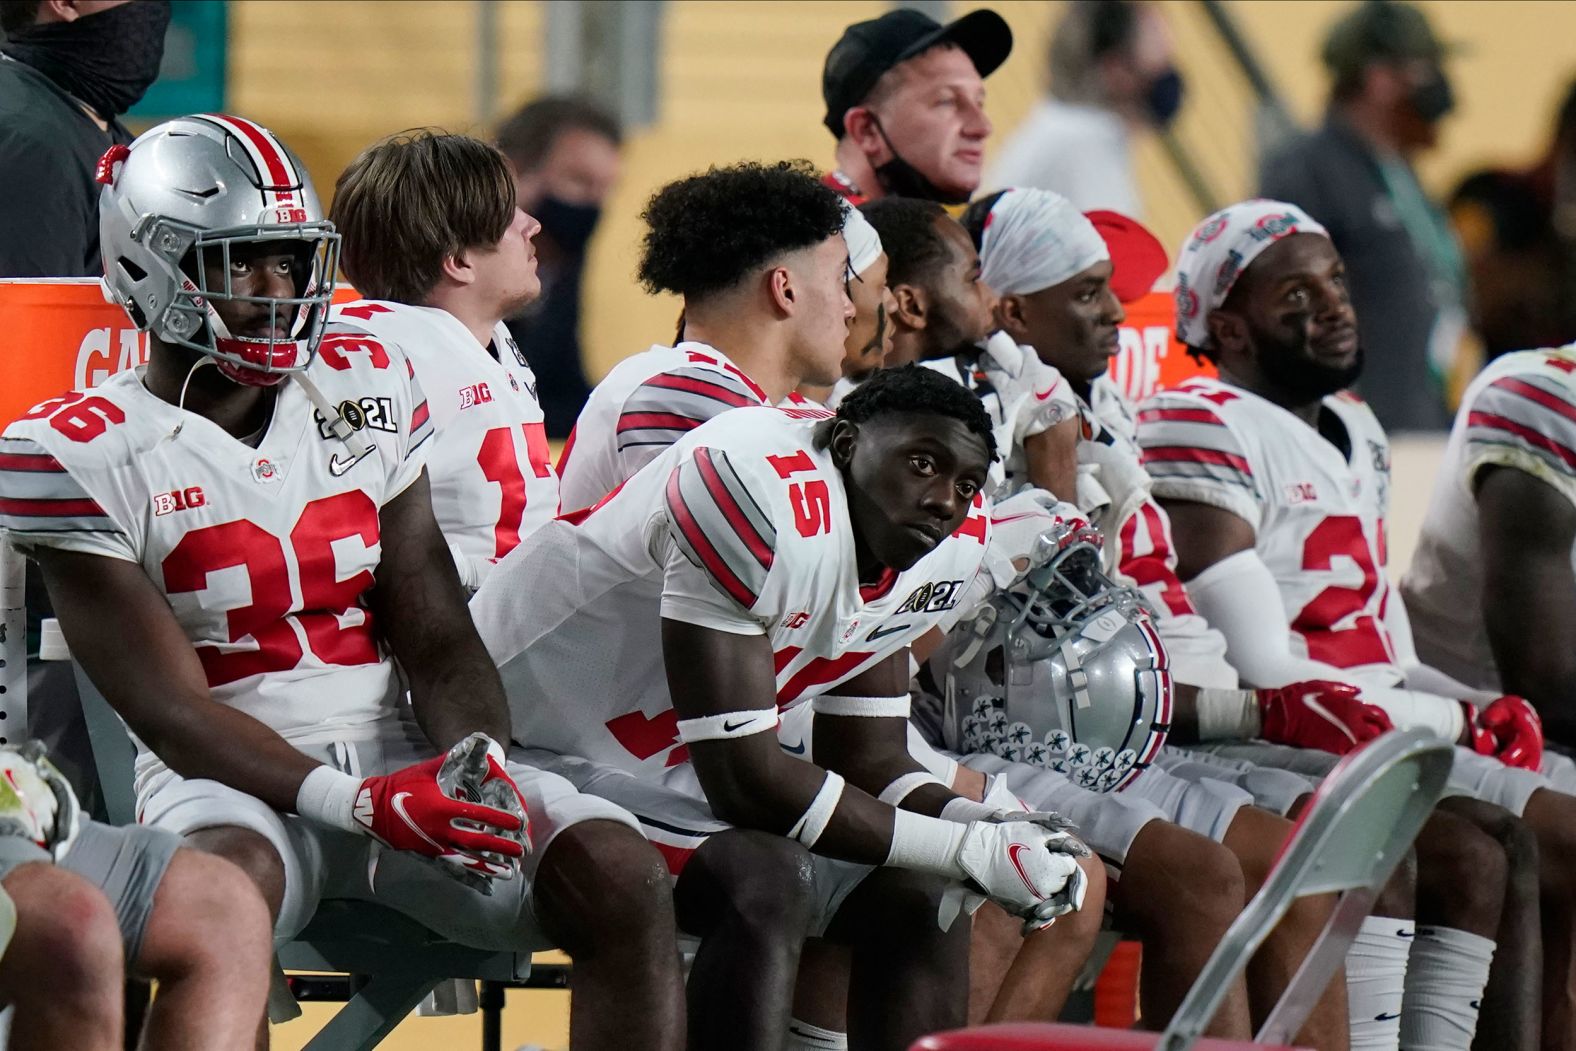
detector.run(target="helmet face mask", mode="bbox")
[99,115,340,387]
[942,537,1173,792]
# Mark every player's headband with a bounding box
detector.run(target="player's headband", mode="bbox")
[977,187,1109,298]
[842,200,884,277]
[1173,199,1329,349]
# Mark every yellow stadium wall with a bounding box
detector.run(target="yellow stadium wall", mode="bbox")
[226,0,1576,388]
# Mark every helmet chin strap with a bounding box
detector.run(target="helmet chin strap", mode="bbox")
[291,370,373,458]
[160,354,217,445]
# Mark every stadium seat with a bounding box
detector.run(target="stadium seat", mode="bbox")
[911,727,1453,1051]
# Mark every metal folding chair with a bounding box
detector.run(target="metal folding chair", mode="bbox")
[911,727,1454,1051]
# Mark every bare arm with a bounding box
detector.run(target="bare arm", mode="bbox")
[1478,464,1576,743]
[34,548,318,812]
[1159,498,1257,582]
[1022,417,1080,504]
[371,471,510,750]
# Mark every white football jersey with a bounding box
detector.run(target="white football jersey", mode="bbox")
[0,323,433,766]
[470,406,991,778]
[329,301,556,584]
[557,342,775,514]
[920,332,1077,499]
[1403,347,1576,689]
[1079,377,1236,688]
[1136,378,1401,684]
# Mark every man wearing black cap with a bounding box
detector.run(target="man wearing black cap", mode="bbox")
[822,7,1012,206]
[1258,0,1465,433]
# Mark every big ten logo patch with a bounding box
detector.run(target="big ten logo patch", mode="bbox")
[895,579,966,615]
[153,486,206,516]
[1109,325,1174,403]
[459,382,493,410]
[75,327,149,390]
[315,397,396,439]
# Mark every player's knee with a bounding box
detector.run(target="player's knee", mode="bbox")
[536,820,675,948]
[1416,812,1507,925]
[687,829,817,936]
[1372,846,1417,917]
[2,864,123,996]
[157,849,273,973]
[1123,824,1244,939]
[184,825,287,919]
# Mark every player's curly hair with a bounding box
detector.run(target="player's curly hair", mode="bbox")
[833,364,998,462]
[638,160,846,303]
[860,197,952,287]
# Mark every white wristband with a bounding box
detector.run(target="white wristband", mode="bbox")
[1195,687,1263,740]
[886,809,969,877]
[879,771,945,806]
[676,708,780,743]
[787,771,845,849]
[941,796,1002,824]
[812,694,912,718]
[295,765,362,833]
[1363,686,1466,741]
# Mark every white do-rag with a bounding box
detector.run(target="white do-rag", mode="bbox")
[1173,199,1329,349]
[841,199,884,277]
[977,187,1110,297]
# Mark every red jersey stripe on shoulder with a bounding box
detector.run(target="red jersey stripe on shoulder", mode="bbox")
[616,411,705,435]
[644,372,760,407]
[1494,376,1576,427]
[1136,407,1227,427]
[693,448,774,572]
[665,468,758,608]
[1141,445,1254,476]
[0,496,106,518]
[0,451,66,473]
[411,401,430,433]
[1468,410,1576,470]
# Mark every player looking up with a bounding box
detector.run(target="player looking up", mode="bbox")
[328,130,558,594]
[0,116,685,1051]
[471,366,1089,1051]
[556,160,852,515]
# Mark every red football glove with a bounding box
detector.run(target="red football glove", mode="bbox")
[1257,681,1394,755]
[1464,696,1544,771]
[352,738,529,880]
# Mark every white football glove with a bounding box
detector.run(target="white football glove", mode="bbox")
[982,489,1100,591]
[0,742,81,862]
[941,819,1089,935]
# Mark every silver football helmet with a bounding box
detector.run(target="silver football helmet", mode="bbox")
[942,527,1172,793]
[97,114,339,387]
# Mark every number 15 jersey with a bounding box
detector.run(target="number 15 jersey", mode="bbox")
[469,406,991,778]
[0,325,432,759]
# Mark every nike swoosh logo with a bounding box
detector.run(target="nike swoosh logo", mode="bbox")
[866,623,910,642]
[1007,842,1042,898]
[722,719,751,733]
[1034,387,1060,402]
[391,791,448,853]
[1469,1001,1481,1011]
[1396,928,1415,938]
[1374,1012,1402,1022]
[780,739,807,755]
[329,447,373,476]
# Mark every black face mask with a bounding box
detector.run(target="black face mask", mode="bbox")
[3,0,170,119]
[1145,68,1185,128]
[534,195,602,254]
[870,118,971,206]
[1408,67,1455,124]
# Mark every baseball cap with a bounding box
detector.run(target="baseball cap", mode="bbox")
[822,8,1013,137]
[1086,210,1168,304]
[1321,0,1457,80]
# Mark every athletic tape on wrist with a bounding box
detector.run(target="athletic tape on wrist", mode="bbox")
[1195,687,1262,740]
[788,771,845,849]
[676,708,780,743]
[885,808,969,876]
[941,795,1002,824]
[811,694,911,718]
[295,765,362,833]
[878,771,945,806]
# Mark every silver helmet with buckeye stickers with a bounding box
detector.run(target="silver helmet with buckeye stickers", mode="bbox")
[941,525,1172,792]
[96,114,339,387]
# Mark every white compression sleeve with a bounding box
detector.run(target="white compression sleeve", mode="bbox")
[295,765,361,832]
[1400,926,1494,1051]
[1188,550,1464,740]
[1346,915,1411,1051]
[885,809,969,877]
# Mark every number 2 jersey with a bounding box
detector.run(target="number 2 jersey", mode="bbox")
[1403,347,1576,690]
[468,405,992,778]
[328,301,557,585]
[1136,377,1402,685]
[0,324,432,762]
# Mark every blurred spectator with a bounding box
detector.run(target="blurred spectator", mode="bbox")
[1258,0,1464,432]
[1449,77,1576,361]
[495,95,623,438]
[821,7,1012,205]
[987,1,1181,217]
[0,0,169,277]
